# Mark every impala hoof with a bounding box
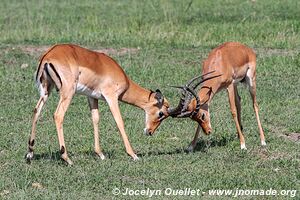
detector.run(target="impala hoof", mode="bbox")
[62,157,73,166]
[240,143,247,150]
[25,152,34,163]
[96,152,106,160]
[186,144,195,153]
[132,154,139,161]
[261,141,267,146]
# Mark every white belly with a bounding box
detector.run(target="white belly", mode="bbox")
[76,83,104,99]
[232,77,244,84]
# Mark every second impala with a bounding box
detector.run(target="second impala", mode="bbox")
[168,42,266,151]
[26,44,170,165]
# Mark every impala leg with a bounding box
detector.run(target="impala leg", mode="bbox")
[54,95,74,165]
[227,84,246,150]
[26,95,48,162]
[248,79,266,146]
[105,95,138,160]
[234,85,243,132]
[88,97,105,160]
[186,125,201,152]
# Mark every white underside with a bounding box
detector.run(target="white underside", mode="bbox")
[246,69,253,87]
[76,83,104,99]
[232,63,254,87]
[232,77,244,84]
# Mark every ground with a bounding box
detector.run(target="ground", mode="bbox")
[0,0,299,199]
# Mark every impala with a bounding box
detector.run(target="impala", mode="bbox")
[168,42,266,151]
[25,44,170,165]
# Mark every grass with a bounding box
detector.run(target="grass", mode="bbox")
[0,0,299,199]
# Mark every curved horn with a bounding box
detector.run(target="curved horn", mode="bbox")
[185,70,216,90]
[168,71,222,118]
[167,84,201,118]
[174,85,201,118]
[167,85,188,117]
[191,73,222,91]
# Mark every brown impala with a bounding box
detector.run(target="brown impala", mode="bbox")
[168,42,266,151]
[26,44,170,165]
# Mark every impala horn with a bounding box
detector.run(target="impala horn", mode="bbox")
[168,71,221,118]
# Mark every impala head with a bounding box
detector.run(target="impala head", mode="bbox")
[144,89,170,136]
[167,71,221,135]
[194,104,212,135]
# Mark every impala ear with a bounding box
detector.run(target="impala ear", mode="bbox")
[154,89,164,106]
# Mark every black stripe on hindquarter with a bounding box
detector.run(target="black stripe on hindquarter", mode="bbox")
[49,63,62,87]
[36,63,42,82]
[44,63,51,80]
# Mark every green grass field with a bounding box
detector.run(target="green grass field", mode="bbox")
[0,0,299,199]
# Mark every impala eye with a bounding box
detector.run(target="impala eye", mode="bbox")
[159,111,164,118]
[201,113,206,121]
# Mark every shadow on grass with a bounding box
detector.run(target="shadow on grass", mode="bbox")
[192,135,233,152]
[138,135,235,158]
[27,152,61,161]
[25,150,116,164]
[25,135,235,162]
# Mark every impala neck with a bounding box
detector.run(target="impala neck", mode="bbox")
[121,79,152,110]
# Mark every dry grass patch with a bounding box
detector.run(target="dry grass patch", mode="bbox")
[255,48,299,58]
[18,45,140,57]
[283,132,300,143]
